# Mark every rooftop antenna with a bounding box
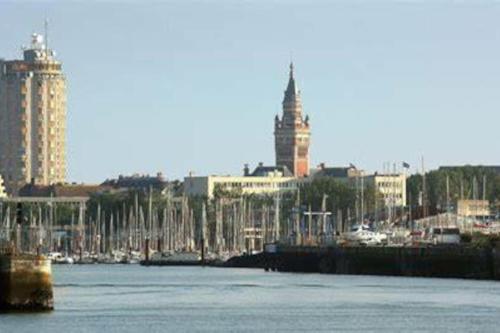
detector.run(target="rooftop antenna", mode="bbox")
[44,18,49,58]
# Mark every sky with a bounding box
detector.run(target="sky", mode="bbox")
[0,1,499,183]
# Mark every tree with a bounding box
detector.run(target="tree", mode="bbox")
[301,178,356,212]
[406,166,500,214]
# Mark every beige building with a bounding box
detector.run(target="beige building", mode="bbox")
[184,174,302,198]
[0,33,66,194]
[366,173,407,207]
[457,200,490,217]
[0,174,6,198]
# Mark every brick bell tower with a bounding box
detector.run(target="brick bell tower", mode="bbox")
[274,63,310,177]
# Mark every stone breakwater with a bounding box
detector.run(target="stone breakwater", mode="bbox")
[0,254,53,311]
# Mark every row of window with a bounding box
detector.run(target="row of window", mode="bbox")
[217,181,298,189]
[382,193,404,199]
[377,181,403,188]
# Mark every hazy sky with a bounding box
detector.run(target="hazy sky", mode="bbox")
[0,1,499,183]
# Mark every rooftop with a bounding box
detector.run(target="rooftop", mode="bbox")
[247,163,293,177]
[18,183,111,198]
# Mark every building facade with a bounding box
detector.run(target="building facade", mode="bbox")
[274,63,310,177]
[311,164,407,207]
[457,200,490,218]
[0,34,66,194]
[366,173,407,207]
[184,174,302,198]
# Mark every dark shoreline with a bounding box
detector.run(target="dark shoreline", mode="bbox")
[223,245,500,281]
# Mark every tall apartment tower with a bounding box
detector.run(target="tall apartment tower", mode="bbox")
[0,33,66,194]
[274,63,310,177]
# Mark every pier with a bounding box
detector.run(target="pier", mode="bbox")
[225,244,500,280]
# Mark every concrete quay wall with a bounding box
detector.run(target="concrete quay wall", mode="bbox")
[0,254,54,311]
[226,245,500,280]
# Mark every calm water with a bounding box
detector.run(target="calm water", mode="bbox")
[1,265,499,332]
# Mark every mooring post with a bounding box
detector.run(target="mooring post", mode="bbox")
[0,254,54,311]
[10,241,16,256]
[145,238,150,263]
[201,237,205,266]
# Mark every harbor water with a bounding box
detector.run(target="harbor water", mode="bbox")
[1,265,499,332]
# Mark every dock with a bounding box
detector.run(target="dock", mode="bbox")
[225,244,500,280]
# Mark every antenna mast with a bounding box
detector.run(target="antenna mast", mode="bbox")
[44,18,49,58]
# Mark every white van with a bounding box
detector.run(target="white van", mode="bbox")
[427,227,461,245]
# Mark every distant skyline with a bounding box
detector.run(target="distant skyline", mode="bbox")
[1,1,499,183]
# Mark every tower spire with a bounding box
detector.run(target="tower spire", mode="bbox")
[284,62,298,99]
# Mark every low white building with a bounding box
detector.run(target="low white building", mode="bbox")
[0,174,7,198]
[365,173,407,207]
[184,174,302,198]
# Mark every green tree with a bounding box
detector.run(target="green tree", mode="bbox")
[406,166,500,213]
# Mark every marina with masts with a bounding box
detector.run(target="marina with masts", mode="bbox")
[1,172,498,268]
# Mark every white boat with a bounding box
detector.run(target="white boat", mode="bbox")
[96,254,115,264]
[111,250,129,264]
[47,252,74,264]
[113,251,141,264]
[344,225,387,245]
[148,251,201,264]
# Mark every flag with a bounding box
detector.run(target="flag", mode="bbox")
[402,162,410,169]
